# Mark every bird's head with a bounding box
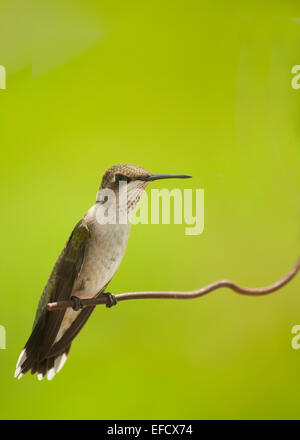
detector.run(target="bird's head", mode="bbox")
[100,164,150,190]
[100,164,191,189]
[97,163,191,220]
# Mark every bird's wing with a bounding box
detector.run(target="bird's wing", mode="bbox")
[28,219,90,359]
[33,219,90,326]
[32,247,66,330]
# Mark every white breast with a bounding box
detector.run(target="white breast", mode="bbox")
[72,204,131,299]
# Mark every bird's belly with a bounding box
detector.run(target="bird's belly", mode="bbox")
[54,219,130,345]
[72,222,130,299]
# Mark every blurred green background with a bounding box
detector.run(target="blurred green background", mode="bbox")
[0,0,300,420]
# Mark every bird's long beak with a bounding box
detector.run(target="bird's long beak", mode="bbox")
[140,173,192,182]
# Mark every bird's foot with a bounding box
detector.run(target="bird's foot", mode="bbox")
[105,292,118,308]
[71,296,83,311]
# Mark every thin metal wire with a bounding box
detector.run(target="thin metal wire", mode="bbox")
[46,257,300,311]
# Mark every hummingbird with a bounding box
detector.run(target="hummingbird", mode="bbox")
[15,164,191,380]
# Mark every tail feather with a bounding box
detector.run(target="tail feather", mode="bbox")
[14,310,71,381]
[15,345,70,381]
[15,304,96,380]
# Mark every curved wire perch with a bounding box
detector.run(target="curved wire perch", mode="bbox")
[47,256,300,312]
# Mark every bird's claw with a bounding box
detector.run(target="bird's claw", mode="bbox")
[71,296,83,311]
[105,292,118,308]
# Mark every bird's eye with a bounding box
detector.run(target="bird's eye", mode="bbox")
[115,174,132,183]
